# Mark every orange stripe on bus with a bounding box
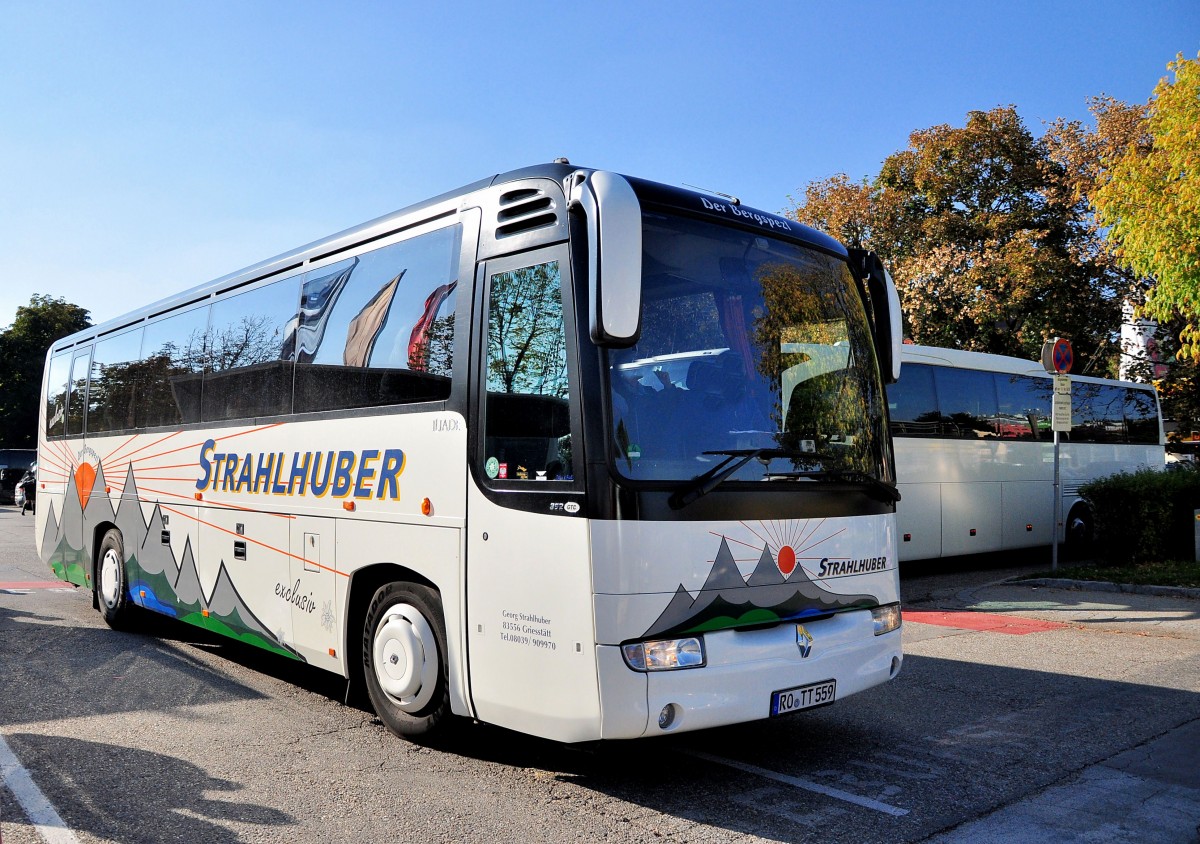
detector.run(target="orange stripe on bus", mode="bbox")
[158,503,344,576]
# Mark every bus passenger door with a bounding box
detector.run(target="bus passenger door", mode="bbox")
[289,517,339,673]
[465,245,600,742]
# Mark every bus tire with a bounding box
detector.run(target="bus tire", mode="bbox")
[1065,504,1094,557]
[96,529,138,630]
[362,581,451,741]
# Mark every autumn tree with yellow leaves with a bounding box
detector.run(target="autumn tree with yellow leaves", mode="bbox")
[787,54,1200,431]
[1092,53,1200,361]
[788,106,1124,373]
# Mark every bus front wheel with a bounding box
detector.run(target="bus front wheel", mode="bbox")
[363,582,451,741]
[96,529,138,630]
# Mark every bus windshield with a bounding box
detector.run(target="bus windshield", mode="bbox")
[608,210,889,483]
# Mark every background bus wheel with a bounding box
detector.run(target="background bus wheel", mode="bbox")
[363,582,451,741]
[96,529,137,630]
[1065,505,1094,558]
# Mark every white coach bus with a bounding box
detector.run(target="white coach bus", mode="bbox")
[889,344,1164,562]
[37,162,905,743]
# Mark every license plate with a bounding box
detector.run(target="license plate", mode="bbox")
[770,679,837,716]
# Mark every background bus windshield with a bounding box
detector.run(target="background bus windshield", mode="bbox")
[608,211,888,482]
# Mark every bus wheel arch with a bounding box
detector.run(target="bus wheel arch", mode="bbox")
[88,520,118,606]
[361,578,452,741]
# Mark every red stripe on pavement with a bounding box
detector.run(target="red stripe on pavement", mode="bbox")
[0,581,75,590]
[904,609,1067,635]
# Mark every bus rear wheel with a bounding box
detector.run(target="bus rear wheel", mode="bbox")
[96,529,138,630]
[362,582,451,741]
[1066,504,1094,558]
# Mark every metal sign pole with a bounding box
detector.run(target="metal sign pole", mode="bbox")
[1052,429,1060,572]
[1044,337,1074,574]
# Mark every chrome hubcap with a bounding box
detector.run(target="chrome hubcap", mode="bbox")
[99,548,122,608]
[372,603,438,712]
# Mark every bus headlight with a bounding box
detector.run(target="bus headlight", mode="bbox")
[871,603,902,636]
[621,636,706,671]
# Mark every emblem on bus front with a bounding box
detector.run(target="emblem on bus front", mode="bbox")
[795,624,814,658]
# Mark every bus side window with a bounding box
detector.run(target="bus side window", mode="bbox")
[45,351,72,437]
[138,304,210,427]
[66,349,92,435]
[1125,388,1159,444]
[887,363,940,437]
[203,276,300,422]
[292,226,460,414]
[1071,382,1126,443]
[932,367,999,439]
[483,260,573,481]
[88,326,144,434]
[996,373,1045,440]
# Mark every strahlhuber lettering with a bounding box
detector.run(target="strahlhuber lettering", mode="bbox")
[818,556,889,577]
[196,439,405,500]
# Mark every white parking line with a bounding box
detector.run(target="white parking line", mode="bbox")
[0,734,80,844]
[685,750,910,816]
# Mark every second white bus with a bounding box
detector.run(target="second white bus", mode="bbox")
[888,344,1164,562]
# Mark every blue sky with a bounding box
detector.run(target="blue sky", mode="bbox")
[1,1,1195,328]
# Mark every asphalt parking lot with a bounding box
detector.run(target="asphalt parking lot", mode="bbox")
[1,506,1198,843]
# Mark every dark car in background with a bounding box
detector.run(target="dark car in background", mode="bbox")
[0,449,37,505]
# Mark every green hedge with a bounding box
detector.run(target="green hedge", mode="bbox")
[1080,467,1200,564]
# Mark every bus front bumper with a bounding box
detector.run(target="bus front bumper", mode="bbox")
[597,608,902,739]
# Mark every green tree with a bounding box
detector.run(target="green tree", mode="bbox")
[0,296,92,446]
[1093,52,1200,361]
[788,106,1122,371]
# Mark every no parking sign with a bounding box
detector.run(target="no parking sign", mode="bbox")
[1041,337,1073,373]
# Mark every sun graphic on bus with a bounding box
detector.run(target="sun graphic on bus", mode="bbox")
[776,544,797,577]
[717,519,845,580]
[73,446,101,511]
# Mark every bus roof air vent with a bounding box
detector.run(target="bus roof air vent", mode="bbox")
[477,177,568,260]
[496,187,559,238]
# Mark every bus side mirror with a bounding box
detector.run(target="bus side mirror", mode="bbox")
[857,251,902,384]
[569,171,642,347]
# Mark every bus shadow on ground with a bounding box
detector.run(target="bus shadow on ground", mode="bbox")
[2,733,294,844]
[429,653,1200,843]
[0,601,270,728]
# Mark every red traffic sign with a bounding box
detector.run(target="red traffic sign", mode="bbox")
[1041,337,1073,374]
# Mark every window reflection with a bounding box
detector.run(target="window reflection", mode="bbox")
[608,212,886,481]
[483,260,573,482]
[45,352,71,437]
[44,225,467,435]
[138,305,210,428]
[997,374,1049,440]
[293,226,460,413]
[66,351,91,436]
[887,363,940,436]
[932,367,998,438]
[88,327,144,433]
[887,363,1158,445]
[202,276,300,422]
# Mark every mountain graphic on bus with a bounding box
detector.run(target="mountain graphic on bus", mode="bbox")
[641,536,880,639]
[42,458,299,661]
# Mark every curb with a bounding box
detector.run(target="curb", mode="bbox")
[1016,577,1200,600]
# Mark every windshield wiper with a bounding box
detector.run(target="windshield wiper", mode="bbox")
[668,448,814,509]
[765,468,902,504]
